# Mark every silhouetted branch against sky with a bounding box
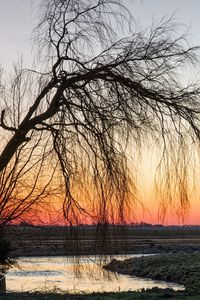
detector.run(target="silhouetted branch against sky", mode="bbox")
[0,0,200,225]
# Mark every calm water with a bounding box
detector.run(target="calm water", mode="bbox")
[6,255,184,293]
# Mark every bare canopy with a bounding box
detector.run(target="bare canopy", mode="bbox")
[0,0,200,224]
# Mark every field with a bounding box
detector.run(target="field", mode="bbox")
[6,225,200,256]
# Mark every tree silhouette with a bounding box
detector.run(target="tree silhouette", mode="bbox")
[0,0,200,225]
[0,226,13,274]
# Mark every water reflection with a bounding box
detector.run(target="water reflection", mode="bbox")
[6,255,184,293]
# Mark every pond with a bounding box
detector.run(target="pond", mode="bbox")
[6,255,184,293]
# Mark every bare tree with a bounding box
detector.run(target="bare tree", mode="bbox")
[0,0,200,225]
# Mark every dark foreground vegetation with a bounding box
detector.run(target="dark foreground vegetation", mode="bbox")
[1,290,200,300]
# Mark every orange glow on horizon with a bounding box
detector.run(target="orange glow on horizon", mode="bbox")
[11,189,200,226]
[6,144,200,226]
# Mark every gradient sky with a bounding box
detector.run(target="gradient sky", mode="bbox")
[1,0,200,71]
[1,0,200,225]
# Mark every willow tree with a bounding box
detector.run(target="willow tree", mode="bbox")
[0,0,200,225]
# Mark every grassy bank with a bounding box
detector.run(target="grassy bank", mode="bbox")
[105,252,200,291]
[1,290,200,300]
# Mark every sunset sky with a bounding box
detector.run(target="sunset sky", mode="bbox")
[1,0,200,225]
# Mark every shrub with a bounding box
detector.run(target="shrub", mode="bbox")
[0,227,14,273]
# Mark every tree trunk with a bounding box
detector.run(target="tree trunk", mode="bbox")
[0,274,6,292]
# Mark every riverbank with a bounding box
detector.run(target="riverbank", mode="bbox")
[5,226,200,299]
[105,252,200,291]
[4,253,200,300]
[3,253,200,299]
[0,289,200,300]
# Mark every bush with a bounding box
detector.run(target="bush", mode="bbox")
[0,227,14,273]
